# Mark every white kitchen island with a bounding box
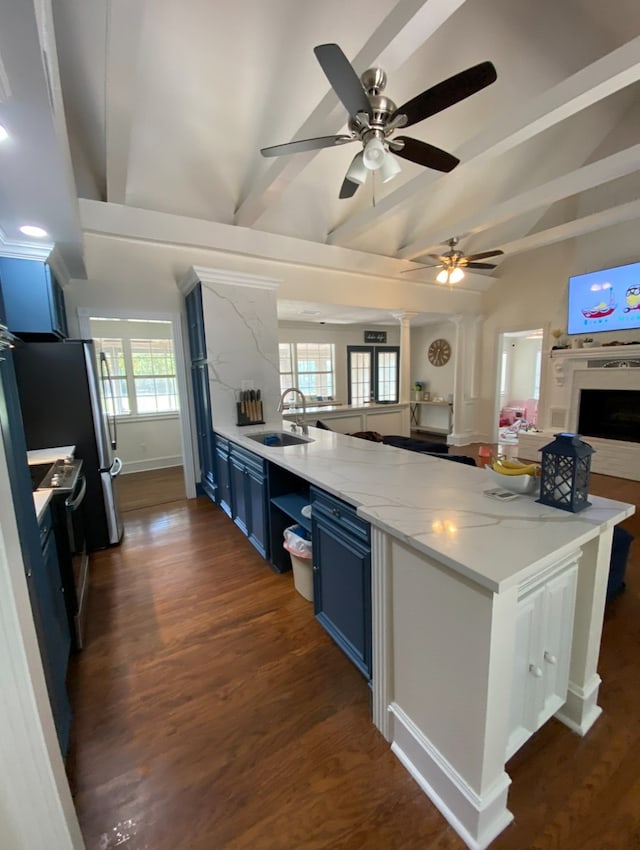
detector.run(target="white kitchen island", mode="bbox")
[212,421,634,849]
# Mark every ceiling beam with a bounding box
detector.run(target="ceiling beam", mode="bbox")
[400,142,640,260]
[105,0,146,204]
[234,0,468,228]
[327,34,640,247]
[498,198,640,258]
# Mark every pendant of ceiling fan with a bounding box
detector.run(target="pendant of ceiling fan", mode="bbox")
[260,44,497,199]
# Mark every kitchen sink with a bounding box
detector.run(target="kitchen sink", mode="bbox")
[247,431,314,447]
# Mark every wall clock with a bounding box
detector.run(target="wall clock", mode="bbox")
[428,338,451,367]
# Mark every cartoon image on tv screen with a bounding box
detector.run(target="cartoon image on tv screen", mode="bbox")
[567,261,640,334]
[582,282,615,319]
[624,285,640,313]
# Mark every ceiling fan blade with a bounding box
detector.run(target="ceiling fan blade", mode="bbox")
[339,176,360,199]
[260,134,354,157]
[392,137,459,173]
[465,262,498,270]
[464,249,504,262]
[314,43,371,118]
[390,61,497,128]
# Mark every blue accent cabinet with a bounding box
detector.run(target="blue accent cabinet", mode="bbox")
[214,434,232,517]
[0,286,71,755]
[310,486,372,679]
[185,284,216,502]
[0,257,68,340]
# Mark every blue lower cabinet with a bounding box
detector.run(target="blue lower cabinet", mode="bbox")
[214,436,232,517]
[229,443,269,559]
[310,487,372,679]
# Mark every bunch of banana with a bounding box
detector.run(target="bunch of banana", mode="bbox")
[491,457,540,477]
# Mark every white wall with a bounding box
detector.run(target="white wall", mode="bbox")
[410,320,457,401]
[478,229,640,440]
[278,322,400,403]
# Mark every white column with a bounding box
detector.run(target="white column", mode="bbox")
[392,312,417,403]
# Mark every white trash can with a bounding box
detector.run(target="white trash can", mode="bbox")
[283,524,313,602]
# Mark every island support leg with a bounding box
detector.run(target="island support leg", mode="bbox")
[371,529,518,850]
[555,526,613,735]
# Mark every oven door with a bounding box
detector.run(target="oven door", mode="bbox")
[65,474,89,649]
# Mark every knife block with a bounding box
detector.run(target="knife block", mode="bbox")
[236,399,264,426]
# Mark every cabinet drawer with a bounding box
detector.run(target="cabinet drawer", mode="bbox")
[39,504,54,547]
[230,443,266,476]
[310,486,369,543]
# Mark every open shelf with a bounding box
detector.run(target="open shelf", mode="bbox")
[270,493,311,533]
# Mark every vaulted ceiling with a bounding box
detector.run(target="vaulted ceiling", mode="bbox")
[1,0,639,312]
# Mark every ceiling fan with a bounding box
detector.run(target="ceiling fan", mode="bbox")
[406,237,504,283]
[260,44,497,199]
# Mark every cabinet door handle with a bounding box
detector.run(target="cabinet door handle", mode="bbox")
[544,651,557,665]
[312,564,319,572]
[331,507,340,518]
[529,664,543,678]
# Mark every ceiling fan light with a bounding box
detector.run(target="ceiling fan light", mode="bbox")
[380,152,401,183]
[362,136,386,170]
[345,152,367,185]
[450,267,464,283]
[436,269,450,284]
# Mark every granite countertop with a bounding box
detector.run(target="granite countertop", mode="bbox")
[283,401,406,415]
[33,489,53,523]
[214,421,635,593]
[27,445,75,464]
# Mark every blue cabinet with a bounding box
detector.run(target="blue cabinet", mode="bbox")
[214,434,232,517]
[0,257,68,340]
[0,286,71,753]
[229,443,269,559]
[310,486,372,679]
[185,284,216,501]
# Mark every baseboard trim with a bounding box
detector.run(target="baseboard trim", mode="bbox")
[555,674,602,736]
[389,703,513,850]
[121,457,182,474]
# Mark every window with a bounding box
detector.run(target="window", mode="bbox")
[279,343,335,400]
[93,322,179,417]
[347,346,399,404]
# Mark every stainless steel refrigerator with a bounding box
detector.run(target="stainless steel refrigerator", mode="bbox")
[13,339,124,550]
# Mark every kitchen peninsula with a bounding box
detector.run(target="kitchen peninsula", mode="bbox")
[281,401,407,435]
[213,421,634,850]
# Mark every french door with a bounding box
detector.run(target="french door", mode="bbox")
[347,346,399,405]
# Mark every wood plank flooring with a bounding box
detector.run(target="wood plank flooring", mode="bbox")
[118,466,185,512]
[67,451,640,850]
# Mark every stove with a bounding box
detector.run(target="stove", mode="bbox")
[29,458,83,492]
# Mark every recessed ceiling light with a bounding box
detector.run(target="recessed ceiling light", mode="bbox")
[0,125,8,142]
[19,225,48,238]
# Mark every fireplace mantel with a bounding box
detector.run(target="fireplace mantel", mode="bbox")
[519,344,640,480]
[551,343,640,386]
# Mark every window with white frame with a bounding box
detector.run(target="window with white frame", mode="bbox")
[92,319,179,417]
[279,342,335,400]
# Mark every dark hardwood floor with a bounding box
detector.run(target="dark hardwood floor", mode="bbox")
[67,451,639,850]
[118,465,185,512]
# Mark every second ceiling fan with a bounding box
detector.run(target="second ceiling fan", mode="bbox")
[260,44,497,198]
[413,237,504,283]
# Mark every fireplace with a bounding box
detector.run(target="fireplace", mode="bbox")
[578,389,640,444]
[517,344,640,481]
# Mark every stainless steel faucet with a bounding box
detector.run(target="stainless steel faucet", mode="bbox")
[278,387,308,434]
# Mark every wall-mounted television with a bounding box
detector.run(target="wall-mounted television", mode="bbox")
[567,260,640,335]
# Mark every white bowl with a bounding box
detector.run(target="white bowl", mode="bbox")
[486,467,539,494]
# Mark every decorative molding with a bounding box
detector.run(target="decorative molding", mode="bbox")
[390,703,513,850]
[179,266,281,296]
[0,226,53,262]
[371,526,391,741]
[46,246,72,287]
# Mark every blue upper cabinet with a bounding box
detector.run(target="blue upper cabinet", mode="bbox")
[0,257,68,340]
[185,283,206,362]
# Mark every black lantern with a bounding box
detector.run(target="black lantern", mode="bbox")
[537,432,594,513]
